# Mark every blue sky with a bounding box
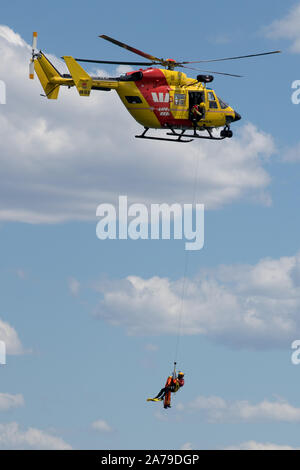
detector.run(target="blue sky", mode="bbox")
[0,0,300,450]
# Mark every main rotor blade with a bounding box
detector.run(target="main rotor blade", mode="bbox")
[181,65,243,78]
[99,34,163,63]
[74,58,155,66]
[179,50,281,64]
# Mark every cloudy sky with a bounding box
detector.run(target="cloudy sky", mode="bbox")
[0,0,300,450]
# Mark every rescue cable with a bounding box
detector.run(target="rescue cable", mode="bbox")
[174,148,201,365]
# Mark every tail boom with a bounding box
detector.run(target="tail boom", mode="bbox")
[33,53,119,99]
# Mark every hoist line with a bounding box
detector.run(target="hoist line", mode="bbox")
[174,148,201,364]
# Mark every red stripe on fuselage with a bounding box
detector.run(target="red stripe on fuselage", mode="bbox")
[133,68,195,128]
[134,68,173,127]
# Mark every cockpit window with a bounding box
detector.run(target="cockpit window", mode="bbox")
[207,91,218,109]
[218,97,229,109]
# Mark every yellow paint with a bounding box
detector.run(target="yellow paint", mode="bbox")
[117,81,161,128]
[63,56,93,96]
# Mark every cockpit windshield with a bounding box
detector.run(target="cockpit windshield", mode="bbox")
[218,97,229,109]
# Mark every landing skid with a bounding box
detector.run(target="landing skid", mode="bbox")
[167,127,226,141]
[167,132,225,141]
[135,127,227,143]
[135,127,193,143]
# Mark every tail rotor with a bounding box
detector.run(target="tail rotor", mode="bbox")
[29,32,38,80]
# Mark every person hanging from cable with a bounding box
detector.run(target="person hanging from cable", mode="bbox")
[147,363,185,409]
[155,371,185,408]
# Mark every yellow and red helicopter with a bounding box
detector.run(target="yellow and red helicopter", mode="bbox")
[29,33,280,143]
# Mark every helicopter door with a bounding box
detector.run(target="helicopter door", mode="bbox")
[188,91,204,109]
[204,90,224,126]
[169,88,188,120]
[188,91,205,119]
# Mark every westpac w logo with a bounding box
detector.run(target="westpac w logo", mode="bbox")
[0,341,6,365]
[0,81,6,105]
[151,92,169,103]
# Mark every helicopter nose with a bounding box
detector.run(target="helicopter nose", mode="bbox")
[233,111,242,122]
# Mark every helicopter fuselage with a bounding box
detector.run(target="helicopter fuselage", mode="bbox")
[30,32,281,142]
[33,52,241,141]
[116,68,238,130]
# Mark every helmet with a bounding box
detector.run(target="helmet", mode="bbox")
[178,371,184,377]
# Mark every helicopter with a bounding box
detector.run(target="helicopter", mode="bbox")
[29,33,281,143]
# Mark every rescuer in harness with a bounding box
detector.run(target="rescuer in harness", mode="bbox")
[155,371,185,405]
[190,102,206,125]
[147,366,185,409]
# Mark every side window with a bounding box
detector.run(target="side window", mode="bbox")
[174,93,186,106]
[207,91,218,109]
[125,96,142,104]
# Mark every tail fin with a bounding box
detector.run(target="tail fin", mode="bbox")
[63,56,92,97]
[34,53,61,99]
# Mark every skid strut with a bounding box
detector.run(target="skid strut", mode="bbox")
[135,127,193,143]
[167,127,226,141]
[135,126,230,142]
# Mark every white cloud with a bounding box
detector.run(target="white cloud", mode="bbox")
[94,252,300,349]
[227,441,299,450]
[181,442,193,450]
[116,65,133,75]
[91,419,113,433]
[68,277,80,296]
[0,25,27,48]
[144,343,159,352]
[0,26,275,224]
[282,142,300,163]
[16,269,26,280]
[208,33,232,45]
[0,394,24,411]
[265,3,300,53]
[154,410,169,422]
[0,422,72,450]
[0,319,24,355]
[179,395,300,423]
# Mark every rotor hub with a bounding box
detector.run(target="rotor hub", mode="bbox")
[165,58,176,70]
